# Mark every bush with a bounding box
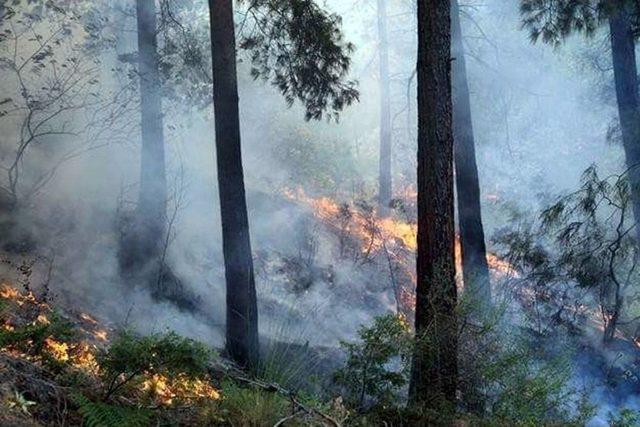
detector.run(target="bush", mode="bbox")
[98,330,213,398]
[0,311,75,355]
[333,314,412,409]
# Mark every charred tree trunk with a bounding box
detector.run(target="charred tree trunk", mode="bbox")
[451,0,491,307]
[208,0,260,369]
[377,0,392,215]
[120,0,167,280]
[409,0,458,407]
[136,0,167,256]
[609,5,640,245]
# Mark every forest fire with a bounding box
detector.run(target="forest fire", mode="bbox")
[43,337,70,362]
[0,284,103,373]
[93,329,108,342]
[281,187,518,317]
[283,187,515,279]
[141,373,221,406]
[0,283,221,413]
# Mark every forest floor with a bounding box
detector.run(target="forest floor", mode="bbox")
[0,281,352,426]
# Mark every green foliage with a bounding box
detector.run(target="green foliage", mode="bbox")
[157,0,358,120]
[334,314,412,409]
[258,319,320,391]
[609,408,640,427]
[72,394,151,427]
[215,380,289,426]
[98,330,213,398]
[238,0,359,121]
[496,165,639,342]
[520,0,604,46]
[484,345,574,424]
[520,1,640,47]
[0,311,75,353]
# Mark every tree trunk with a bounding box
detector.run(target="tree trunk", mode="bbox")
[451,0,491,307]
[409,0,457,407]
[609,5,640,245]
[121,0,167,278]
[208,0,260,369]
[377,0,392,215]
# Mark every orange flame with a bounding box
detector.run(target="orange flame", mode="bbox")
[141,373,220,406]
[283,187,518,313]
[44,337,70,362]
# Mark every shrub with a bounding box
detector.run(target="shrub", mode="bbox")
[98,330,213,398]
[333,314,412,409]
[0,311,75,355]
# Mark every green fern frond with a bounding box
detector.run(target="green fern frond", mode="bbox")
[72,394,151,427]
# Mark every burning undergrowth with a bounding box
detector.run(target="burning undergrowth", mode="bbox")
[0,283,224,425]
[0,282,356,426]
[253,186,515,338]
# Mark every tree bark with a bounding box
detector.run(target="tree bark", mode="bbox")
[377,0,392,215]
[609,5,640,245]
[409,0,457,407]
[208,0,260,369]
[451,0,491,307]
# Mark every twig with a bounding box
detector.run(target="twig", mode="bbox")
[273,409,303,427]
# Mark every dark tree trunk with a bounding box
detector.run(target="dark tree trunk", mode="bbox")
[208,0,260,369]
[136,0,166,244]
[377,0,392,215]
[451,0,491,307]
[609,5,640,244]
[409,0,457,407]
[120,0,167,279]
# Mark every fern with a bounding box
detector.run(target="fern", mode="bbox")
[73,394,151,427]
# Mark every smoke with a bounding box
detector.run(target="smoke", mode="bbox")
[0,0,639,421]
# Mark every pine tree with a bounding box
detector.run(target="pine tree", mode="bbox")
[409,0,458,406]
[208,0,260,369]
[207,0,359,368]
[521,0,640,244]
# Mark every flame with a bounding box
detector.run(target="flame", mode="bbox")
[0,285,19,300]
[284,187,417,253]
[80,313,98,325]
[71,342,99,372]
[283,187,518,314]
[93,329,108,342]
[36,314,50,325]
[141,373,220,406]
[0,285,41,308]
[44,337,69,362]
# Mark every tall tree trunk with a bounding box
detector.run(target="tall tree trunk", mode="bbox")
[609,4,640,245]
[377,0,392,215]
[409,0,457,407]
[125,0,167,276]
[208,0,260,369]
[451,0,491,307]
